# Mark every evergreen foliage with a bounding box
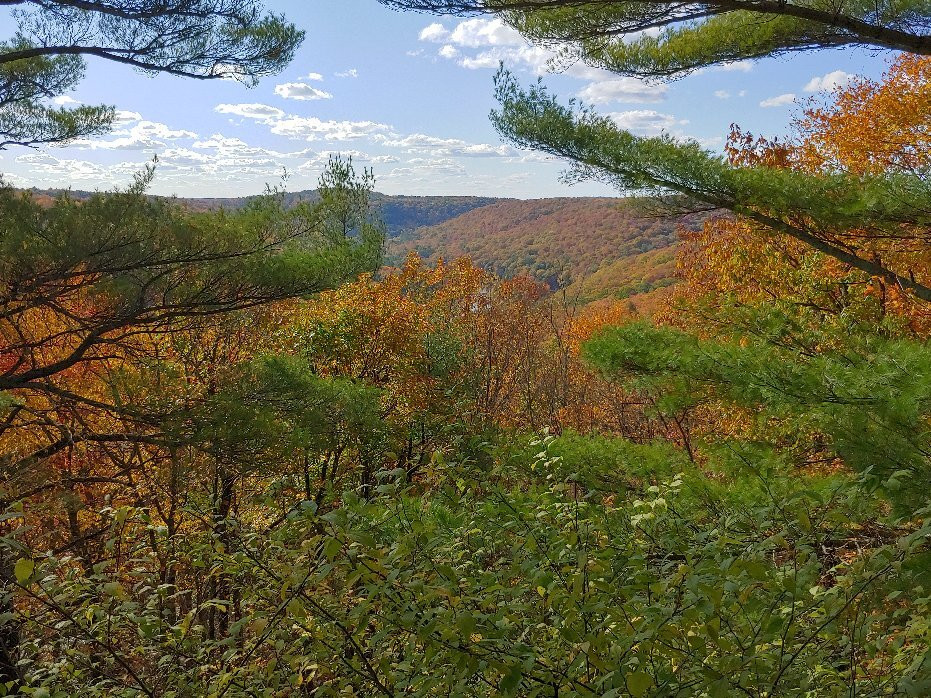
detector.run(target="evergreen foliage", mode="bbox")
[380,0,931,76]
[3,3,931,696]
[0,0,303,147]
[490,69,931,301]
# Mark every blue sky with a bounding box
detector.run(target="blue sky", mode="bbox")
[0,0,897,198]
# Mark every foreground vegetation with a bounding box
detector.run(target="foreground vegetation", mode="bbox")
[2,0,931,696]
[1,55,930,694]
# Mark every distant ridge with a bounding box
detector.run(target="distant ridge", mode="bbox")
[23,187,715,305]
[23,187,505,237]
[388,197,713,302]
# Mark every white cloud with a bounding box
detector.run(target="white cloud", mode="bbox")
[13,152,143,181]
[158,147,212,167]
[16,152,59,166]
[214,103,393,142]
[698,135,725,149]
[192,134,250,151]
[51,95,80,106]
[135,122,197,140]
[714,90,730,99]
[419,22,450,42]
[457,44,553,74]
[71,120,197,150]
[269,116,392,142]
[577,78,666,104]
[113,110,143,125]
[427,18,665,113]
[449,18,523,47]
[216,103,286,121]
[151,135,323,179]
[305,72,324,81]
[759,93,796,108]
[274,82,333,101]
[11,121,407,190]
[193,134,313,162]
[424,17,549,79]
[379,133,513,157]
[382,158,468,180]
[426,17,604,82]
[335,68,358,78]
[606,110,689,137]
[457,48,513,70]
[718,61,753,73]
[526,152,555,163]
[803,70,853,92]
[297,150,375,171]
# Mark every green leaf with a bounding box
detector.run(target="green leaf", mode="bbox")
[626,671,653,697]
[324,536,342,561]
[456,612,476,637]
[13,558,33,585]
[500,665,522,694]
[103,581,126,598]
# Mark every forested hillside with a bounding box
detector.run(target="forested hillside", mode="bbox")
[4,1,931,696]
[31,187,696,301]
[389,197,711,292]
[564,244,679,303]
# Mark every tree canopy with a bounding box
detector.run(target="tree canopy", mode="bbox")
[379,0,931,77]
[0,0,303,147]
[490,67,931,302]
[4,2,931,695]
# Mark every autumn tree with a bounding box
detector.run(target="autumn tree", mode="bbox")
[667,55,931,337]
[0,0,303,147]
[8,308,931,694]
[0,158,383,681]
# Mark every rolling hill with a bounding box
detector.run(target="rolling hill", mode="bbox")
[24,187,504,237]
[388,197,712,302]
[25,187,711,304]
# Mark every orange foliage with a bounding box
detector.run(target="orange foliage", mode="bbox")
[389,197,708,293]
[796,55,931,176]
[293,253,660,440]
[666,55,931,337]
[294,254,491,422]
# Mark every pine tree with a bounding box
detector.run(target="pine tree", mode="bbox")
[0,0,303,147]
[380,0,931,76]
[382,4,931,302]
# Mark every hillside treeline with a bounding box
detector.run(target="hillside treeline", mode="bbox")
[389,197,711,294]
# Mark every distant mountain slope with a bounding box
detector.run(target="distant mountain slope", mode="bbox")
[24,187,504,237]
[563,245,680,303]
[370,194,505,235]
[182,191,505,236]
[390,197,710,292]
[25,187,711,305]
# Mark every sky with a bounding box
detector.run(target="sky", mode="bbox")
[0,0,898,198]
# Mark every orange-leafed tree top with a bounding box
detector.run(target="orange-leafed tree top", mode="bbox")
[669,55,931,337]
[796,55,931,176]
